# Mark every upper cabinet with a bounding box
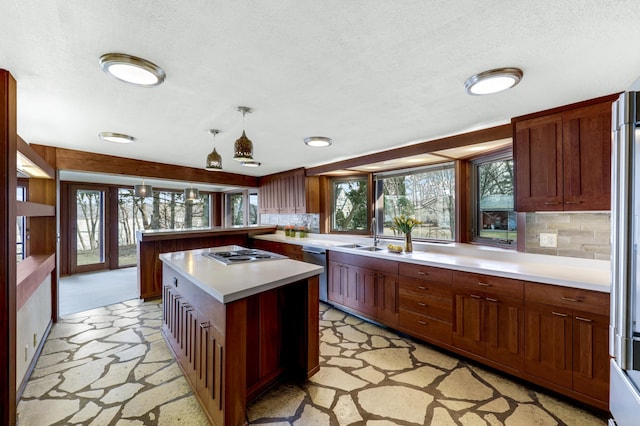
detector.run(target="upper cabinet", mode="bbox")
[513,97,615,212]
[259,168,319,214]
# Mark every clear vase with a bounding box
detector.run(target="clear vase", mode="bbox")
[404,232,413,253]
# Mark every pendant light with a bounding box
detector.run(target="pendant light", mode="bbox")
[233,106,254,162]
[134,180,153,197]
[184,184,200,201]
[205,129,222,170]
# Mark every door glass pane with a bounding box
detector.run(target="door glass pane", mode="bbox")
[249,193,258,225]
[76,189,105,266]
[117,188,137,267]
[230,193,244,226]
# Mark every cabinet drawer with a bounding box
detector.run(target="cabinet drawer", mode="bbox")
[525,282,609,316]
[399,309,452,345]
[328,250,398,274]
[453,271,523,299]
[399,263,452,284]
[399,291,452,322]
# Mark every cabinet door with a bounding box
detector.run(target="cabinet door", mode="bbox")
[342,264,359,310]
[328,262,344,304]
[453,291,485,356]
[524,302,572,388]
[572,310,609,402]
[357,268,377,316]
[484,295,524,371]
[376,273,399,326]
[514,113,564,211]
[562,102,611,210]
[180,302,198,383]
[197,321,224,426]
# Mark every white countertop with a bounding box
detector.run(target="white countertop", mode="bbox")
[159,245,324,303]
[252,232,611,293]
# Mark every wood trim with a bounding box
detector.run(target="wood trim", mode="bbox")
[16,200,54,217]
[305,124,512,175]
[0,69,18,426]
[43,145,258,187]
[456,161,471,243]
[17,136,55,178]
[511,93,620,124]
[16,253,55,310]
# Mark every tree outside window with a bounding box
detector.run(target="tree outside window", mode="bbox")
[332,178,368,232]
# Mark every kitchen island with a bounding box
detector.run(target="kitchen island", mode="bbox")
[160,245,322,426]
[136,225,277,299]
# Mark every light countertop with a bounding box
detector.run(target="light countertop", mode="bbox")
[137,225,277,242]
[159,245,323,303]
[252,232,611,293]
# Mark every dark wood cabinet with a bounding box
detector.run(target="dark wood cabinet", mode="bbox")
[524,282,610,405]
[251,239,303,261]
[259,168,319,214]
[453,271,524,372]
[514,99,613,212]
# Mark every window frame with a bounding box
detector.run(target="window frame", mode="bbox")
[330,175,370,234]
[470,148,517,248]
[225,189,258,227]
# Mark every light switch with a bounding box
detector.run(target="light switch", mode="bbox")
[540,233,557,248]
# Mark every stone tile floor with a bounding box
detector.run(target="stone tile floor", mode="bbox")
[18,300,607,425]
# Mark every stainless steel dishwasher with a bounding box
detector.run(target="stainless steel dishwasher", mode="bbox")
[302,246,328,303]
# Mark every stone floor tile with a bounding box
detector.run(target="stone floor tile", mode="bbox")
[115,343,148,361]
[17,398,80,425]
[48,390,67,397]
[34,351,69,368]
[21,373,61,398]
[31,358,90,378]
[77,389,104,398]
[343,350,356,357]
[319,320,333,327]
[70,327,121,344]
[356,348,413,371]
[390,364,445,388]
[334,394,363,425]
[84,315,120,324]
[142,319,163,328]
[116,420,146,426]
[327,357,364,368]
[121,377,192,418]
[97,343,133,358]
[60,356,115,393]
[478,396,510,413]
[113,317,140,328]
[436,367,494,401]
[339,342,360,350]
[307,384,336,409]
[371,335,390,348]
[459,411,488,425]
[73,340,119,360]
[134,361,171,380]
[142,339,174,363]
[293,405,330,426]
[94,321,116,329]
[430,407,457,426]
[322,309,346,321]
[438,399,476,411]
[390,338,411,347]
[42,338,79,355]
[146,362,183,385]
[484,413,503,426]
[535,392,604,426]
[157,396,210,425]
[505,403,557,426]
[91,358,140,389]
[410,344,459,370]
[354,322,398,339]
[309,366,368,392]
[105,328,143,343]
[344,316,363,325]
[357,385,433,424]
[101,383,145,404]
[321,328,340,344]
[320,342,342,356]
[47,322,93,339]
[69,401,101,423]
[470,365,533,403]
[248,383,306,421]
[88,406,120,426]
[336,325,369,343]
[352,366,386,384]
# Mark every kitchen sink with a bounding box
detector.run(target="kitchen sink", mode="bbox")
[337,243,364,248]
[355,246,384,251]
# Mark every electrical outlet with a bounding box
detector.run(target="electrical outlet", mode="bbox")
[33,333,37,347]
[540,233,557,248]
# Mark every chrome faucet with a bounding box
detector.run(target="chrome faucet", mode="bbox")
[371,218,380,246]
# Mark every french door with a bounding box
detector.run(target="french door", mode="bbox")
[70,184,110,273]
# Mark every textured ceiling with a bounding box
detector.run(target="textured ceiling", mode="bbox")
[3,1,640,182]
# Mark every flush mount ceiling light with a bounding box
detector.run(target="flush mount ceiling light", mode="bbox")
[241,160,261,168]
[134,180,153,197]
[99,132,136,144]
[205,129,222,171]
[464,67,523,95]
[304,136,332,147]
[184,185,200,201]
[99,53,166,87]
[233,106,254,162]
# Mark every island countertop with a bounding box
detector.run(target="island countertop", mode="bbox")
[159,245,324,303]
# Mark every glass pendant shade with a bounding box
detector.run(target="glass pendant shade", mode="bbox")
[134,184,153,197]
[184,187,200,200]
[206,147,222,170]
[233,130,254,162]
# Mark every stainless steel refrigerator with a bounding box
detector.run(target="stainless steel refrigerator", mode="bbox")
[610,91,640,425]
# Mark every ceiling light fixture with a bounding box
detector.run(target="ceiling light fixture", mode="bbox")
[464,67,523,95]
[99,53,166,87]
[304,136,332,147]
[134,180,153,198]
[99,132,136,144]
[184,185,200,201]
[233,106,254,162]
[241,160,261,168]
[205,129,222,171]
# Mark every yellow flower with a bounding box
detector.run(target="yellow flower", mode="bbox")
[392,216,422,234]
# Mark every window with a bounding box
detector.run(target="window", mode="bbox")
[374,163,455,241]
[226,189,259,227]
[331,177,369,232]
[472,152,517,244]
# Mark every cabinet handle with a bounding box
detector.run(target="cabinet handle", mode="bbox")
[552,311,569,317]
[470,294,482,299]
[477,282,491,287]
[199,321,211,329]
[544,202,561,205]
[418,320,427,325]
[561,297,579,302]
[575,316,593,323]
[485,297,498,302]
[564,201,583,204]
[418,302,427,307]
[417,285,427,290]
[417,271,429,275]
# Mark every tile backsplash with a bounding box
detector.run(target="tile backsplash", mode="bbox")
[524,212,610,260]
[260,213,320,233]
